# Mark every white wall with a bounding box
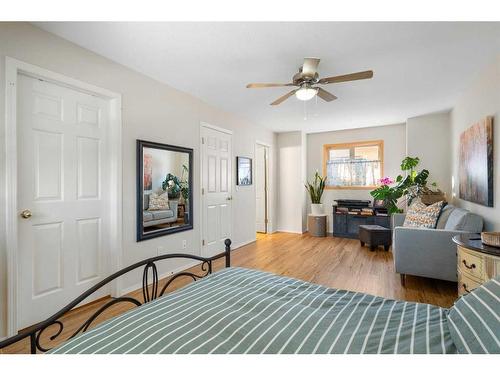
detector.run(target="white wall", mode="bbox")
[0,22,277,337]
[307,123,406,232]
[451,55,500,231]
[276,131,307,233]
[406,111,452,199]
[145,147,187,193]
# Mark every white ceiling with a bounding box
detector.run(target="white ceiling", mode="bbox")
[35,22,500,133]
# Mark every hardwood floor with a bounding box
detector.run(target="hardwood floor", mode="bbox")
[1,232,457,354]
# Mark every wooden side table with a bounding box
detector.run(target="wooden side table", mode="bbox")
[453,234,500,296]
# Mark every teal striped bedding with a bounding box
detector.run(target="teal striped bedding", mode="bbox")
[447,277,500,354]
[50,267,457,354]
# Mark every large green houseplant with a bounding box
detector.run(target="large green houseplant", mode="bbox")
[305,171,326,215]
[162,164,190,202]
[370,156,434,214]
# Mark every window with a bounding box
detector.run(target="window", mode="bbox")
[323,140,384,189]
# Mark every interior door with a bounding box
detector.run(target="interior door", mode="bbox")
[201,126,232,257]
[17,74,110,329]
[255,144,268,233]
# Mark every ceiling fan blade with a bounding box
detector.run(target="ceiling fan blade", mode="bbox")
[316,88,337,102]
[318,70,373,84]
[302,58,320,77]
[246,83,295,88]
[270,90,298,106]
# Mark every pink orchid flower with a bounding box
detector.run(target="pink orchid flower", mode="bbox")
[378,177,394,186]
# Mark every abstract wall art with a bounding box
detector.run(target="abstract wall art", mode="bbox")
[459,116,494,207]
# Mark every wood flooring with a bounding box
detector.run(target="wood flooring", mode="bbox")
[1,232,457,354]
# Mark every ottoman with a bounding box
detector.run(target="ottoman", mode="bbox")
[359,224,392,251]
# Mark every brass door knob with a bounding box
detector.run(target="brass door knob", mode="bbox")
[20,209,32,219]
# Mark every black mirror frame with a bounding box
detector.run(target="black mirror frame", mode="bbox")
[136,139,194,241]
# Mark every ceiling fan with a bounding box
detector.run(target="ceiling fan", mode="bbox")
[246,58,373,105]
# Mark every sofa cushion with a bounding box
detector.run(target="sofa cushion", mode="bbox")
[151,210,174,220]
[403,200,445,229]
[447,276,500,354]
[444,208,483,232]
[435,204,455,229]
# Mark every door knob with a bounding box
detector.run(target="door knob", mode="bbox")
[20,209,32,219]
[226,197,232,201]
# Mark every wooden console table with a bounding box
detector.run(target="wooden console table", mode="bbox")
[453,234,500,296]
[333,212,390,238]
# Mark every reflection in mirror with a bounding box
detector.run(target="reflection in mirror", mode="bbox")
[137,140,193,241]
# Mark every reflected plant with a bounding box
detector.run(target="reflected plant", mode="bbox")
[162,173,181,199]
[180,164,189,201]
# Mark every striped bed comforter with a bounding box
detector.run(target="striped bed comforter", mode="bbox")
[51,267,457,354]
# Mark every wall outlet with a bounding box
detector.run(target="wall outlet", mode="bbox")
[182,240,187,249]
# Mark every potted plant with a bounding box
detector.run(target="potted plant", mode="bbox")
[370,156,442,214]
[162,173,181,199]
[305,171,326,215]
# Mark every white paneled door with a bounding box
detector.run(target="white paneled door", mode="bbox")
[201,125,232,257]
[255,143,268,233]
[17,74,110,329]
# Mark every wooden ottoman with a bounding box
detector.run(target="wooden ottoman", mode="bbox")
[359,225,392,251]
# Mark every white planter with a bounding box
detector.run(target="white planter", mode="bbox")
[311,203,324,215]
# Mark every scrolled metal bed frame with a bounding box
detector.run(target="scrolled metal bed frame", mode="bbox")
[0,239,232,354]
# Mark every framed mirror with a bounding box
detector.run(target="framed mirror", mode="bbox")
[137,140,193,241]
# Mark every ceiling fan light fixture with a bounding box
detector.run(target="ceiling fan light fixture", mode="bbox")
[295,86,318,101]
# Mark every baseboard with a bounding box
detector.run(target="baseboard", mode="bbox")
[120,259,201,296]
[276,229,304,234]
[232,239,256,249]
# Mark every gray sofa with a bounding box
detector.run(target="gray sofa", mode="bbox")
[392,205,483,284]
[143,193,178,227]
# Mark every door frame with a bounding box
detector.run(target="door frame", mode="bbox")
[199,122,233,256]
[4,57,123,337]
[255,140,272,234]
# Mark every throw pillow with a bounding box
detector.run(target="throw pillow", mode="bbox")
[447,276,500,354]
[403,199,444,228]
[148,192,170,211]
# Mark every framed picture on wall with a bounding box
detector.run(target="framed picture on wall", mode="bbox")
[459,117,494,207]
[236,156,252,186]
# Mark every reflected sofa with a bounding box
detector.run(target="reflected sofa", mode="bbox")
[143,193,178,227]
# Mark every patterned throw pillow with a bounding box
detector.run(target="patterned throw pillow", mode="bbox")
[447,276,500,354]
[148,192,169,211]
[403,199,444,228]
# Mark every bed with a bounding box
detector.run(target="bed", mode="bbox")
[1,239,498,354]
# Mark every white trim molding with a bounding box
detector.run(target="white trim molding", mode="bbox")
[200,121,233,135]
[232,239,256,250]
[4,57,123,337]
[276,229,305,234]
[254,141,273,234]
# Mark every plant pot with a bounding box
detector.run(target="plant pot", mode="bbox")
[420,191,446,205]
[311,203,324,215]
